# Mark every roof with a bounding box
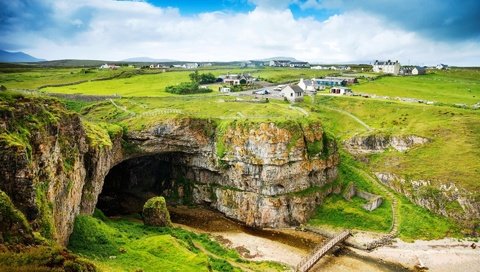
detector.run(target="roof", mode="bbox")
[374,60,399,65]
[291,85,304,93]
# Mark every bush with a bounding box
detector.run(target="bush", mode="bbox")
[165,82,212,95]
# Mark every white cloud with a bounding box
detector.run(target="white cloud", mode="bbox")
[10,0,480,65]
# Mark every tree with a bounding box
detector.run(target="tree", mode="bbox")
[189,70,200,83]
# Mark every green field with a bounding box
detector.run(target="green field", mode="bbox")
[34,67,334,96]
[308,95,480,191]
[353,69,480,104]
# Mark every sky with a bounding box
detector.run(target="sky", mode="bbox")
[1,0,480,65]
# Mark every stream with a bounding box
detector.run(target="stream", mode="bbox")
[168,206,410,272]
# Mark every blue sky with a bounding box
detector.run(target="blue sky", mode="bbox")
[1,0,479,65]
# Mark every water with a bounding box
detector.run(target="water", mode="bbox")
[168,206,409,271]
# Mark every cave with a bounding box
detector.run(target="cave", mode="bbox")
[97,152,201,216]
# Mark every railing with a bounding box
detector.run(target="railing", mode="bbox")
[296,230,350,272]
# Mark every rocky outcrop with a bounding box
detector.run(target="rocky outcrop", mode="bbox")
[375,172,480,222]
[345,134,429,154]
[0,94,339,246]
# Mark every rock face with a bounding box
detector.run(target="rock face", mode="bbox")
[345,134,429,154]
[143,196,172,227]
[376,172,480,222]
[0,95,339,246]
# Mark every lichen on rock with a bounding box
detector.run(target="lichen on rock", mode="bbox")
[142,196,173,227]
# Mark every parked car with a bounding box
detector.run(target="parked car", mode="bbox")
[255,89,270,95]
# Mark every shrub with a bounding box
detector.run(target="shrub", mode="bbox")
[165,82,212,95]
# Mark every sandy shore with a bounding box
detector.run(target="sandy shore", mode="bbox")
[352,238,480,272]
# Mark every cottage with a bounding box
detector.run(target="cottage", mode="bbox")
[399,66,426,76]
[436,64,448,70]
[241,60,265,68]
[372,60,401,75]
[330,86,352,95]
[298,78,319,92]
[281,85,304,102]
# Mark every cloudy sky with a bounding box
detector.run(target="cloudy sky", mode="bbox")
[1,0,479,65]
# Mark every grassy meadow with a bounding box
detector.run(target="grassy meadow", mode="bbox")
[68,211,285,272]
[353,69,480,104]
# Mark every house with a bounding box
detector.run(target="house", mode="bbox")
[298,78,320,92]
[149,64,167,69]
[200,63,212,67]
[324,77,358,84]
[218,73,256,85]
[269,60,292,67]
[412,66,426,75]
[219,87,231,93]
[399,66,426,76]
[281,85,304,102]
[99,64,120,69]
[184,63,199,69]
[289,61,310,68]
[372,60,401,75]
[313,78,346,87]
[330,86,352,95]
[436,64,448,70]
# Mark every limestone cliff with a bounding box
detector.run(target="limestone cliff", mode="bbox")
[0,93,339,246]
[345,134,429,154]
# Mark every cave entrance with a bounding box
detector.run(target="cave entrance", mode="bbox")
[97,153,196,216]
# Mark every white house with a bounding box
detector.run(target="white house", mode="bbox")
[298,78,318,92]
[184,63,199,69]
[372,60,401,75]
[99,64,120,69]
[412,66,426,75]
[289,61,310,68]
[436,64,448,70]
[281,85,304,102]
[269,60,292,67]
[330,86,352,95]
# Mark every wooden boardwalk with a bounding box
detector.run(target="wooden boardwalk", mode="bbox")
[296,230,351,272]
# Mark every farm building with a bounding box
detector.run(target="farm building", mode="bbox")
[99,64,120,69]
[372,60,401,75]
[436,64,448,70]
[330,86,352,95]
[281,85,304,102]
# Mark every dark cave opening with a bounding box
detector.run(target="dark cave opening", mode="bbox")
[96,152,196,216]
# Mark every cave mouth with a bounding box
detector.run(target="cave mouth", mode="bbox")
[97,152,197,216]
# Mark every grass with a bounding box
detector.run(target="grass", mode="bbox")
[0,67,129,90]
[398,195,461,241]
[308,195,392,232]
[309,95,480,191]
[33,67,336,97]
[68,211,286,272]
[353,69,480,104]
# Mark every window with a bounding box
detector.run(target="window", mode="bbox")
[290,93,293,97]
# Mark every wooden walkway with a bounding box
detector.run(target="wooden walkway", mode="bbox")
[296,230,351,272]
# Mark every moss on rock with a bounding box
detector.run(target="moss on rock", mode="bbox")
[0,190,34,245]
[142,196,172,227]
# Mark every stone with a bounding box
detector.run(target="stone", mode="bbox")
[142,196,173,227]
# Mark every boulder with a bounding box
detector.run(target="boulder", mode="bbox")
[142,196,172,227]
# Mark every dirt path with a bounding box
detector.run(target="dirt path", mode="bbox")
[317,105,373,131]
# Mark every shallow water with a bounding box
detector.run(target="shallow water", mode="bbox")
[168,206,409,271]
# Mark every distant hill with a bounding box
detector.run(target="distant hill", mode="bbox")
[0,50,45,63]
[122,57,178,62]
